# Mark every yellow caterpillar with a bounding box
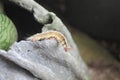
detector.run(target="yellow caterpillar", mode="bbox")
[27,31,69,51]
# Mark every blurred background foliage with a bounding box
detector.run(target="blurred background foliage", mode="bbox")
[1,0,120,80]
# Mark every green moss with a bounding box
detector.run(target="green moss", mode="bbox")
[0,14,17,50]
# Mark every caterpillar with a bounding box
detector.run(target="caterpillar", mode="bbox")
[27,31,69,51]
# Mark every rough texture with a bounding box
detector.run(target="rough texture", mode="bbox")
[0,54,38,80]
[0,40,88,80]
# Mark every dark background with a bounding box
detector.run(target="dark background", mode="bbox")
[3,0,120,42]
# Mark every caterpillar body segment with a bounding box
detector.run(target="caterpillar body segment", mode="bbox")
[27,31,69,51]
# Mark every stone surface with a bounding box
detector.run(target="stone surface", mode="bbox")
[0,40,89,80]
